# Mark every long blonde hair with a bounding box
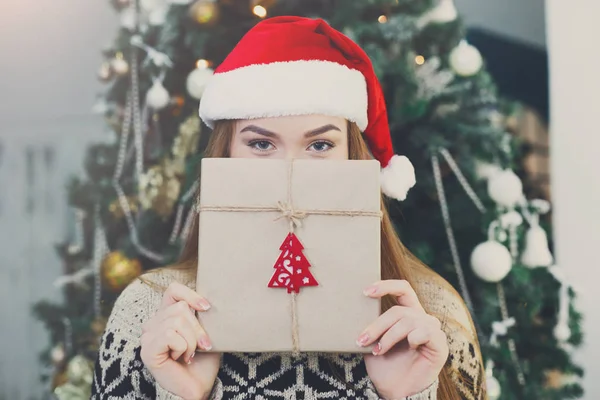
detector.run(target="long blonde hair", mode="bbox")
[154,119,478,399]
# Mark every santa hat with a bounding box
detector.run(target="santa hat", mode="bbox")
[198,16,416,201]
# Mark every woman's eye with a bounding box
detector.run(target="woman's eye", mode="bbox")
[249,140,274,152]
[308,141,334,152]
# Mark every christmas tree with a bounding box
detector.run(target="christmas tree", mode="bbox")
[32,0,584,399]
[268,232,319,293]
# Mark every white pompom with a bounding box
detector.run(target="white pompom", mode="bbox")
[186,67,214,99]
[554,323,571,342]
[146,81,170,109]
[487,169,523,208]
[449,41,483,77]
[470,241,512,282]
[380,155,417,201]
[521,224,554,268]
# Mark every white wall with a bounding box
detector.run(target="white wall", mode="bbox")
[455,0,547,48]
[547,1,600,398]
[0,1,117,398]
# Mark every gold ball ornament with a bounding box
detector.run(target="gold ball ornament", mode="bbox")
[189,0,220,25]
[101,251,142,292]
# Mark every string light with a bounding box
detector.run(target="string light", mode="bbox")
[196,59,210,69]
[253,5,267,18]
[415,55,425,65]
[378,15,388,23]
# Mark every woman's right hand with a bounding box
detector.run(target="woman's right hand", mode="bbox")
[140,282,221,400]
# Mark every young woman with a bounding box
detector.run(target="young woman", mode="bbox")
[92,16,486,400]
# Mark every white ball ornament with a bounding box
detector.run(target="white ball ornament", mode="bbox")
[470,241,512,282]
[487,169,523,208]
[186,67,214,99]
[449,41,483,77]
[146,81,170,109]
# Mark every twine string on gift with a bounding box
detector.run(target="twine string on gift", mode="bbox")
[198,160,382,355]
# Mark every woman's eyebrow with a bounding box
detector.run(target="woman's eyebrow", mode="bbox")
[304,124,342,138]
[240,125,278,138]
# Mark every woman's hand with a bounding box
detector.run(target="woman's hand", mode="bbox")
[358,280,449,398]
[140,282,221,400]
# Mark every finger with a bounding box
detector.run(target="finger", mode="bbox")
[356,305,418,347]
[363,280,424,310]
[373,317,419,355]
[407,326,448,355]
[161,281,211,312]
[144,301,203,335]
[162,315,203,363]
[146,327,188,364]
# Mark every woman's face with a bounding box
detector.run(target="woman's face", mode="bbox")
[230,115,349,160]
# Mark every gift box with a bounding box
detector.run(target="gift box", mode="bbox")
[196,158,382,353]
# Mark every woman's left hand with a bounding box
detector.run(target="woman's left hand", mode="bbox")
[358,280,449,399]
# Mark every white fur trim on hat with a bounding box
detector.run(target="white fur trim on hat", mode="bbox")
[199,60,368,130]
[380,155,417,201]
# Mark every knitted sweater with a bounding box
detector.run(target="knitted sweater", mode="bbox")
[91,268,485,400]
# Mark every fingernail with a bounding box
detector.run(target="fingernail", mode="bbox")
[356,333,369,346]
[201,338,213,351]
[363,286,377,296]
[372,342,382,356]
[186,355,193,365]
[197,299,211,311]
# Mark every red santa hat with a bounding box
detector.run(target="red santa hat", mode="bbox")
[198,16,416,201]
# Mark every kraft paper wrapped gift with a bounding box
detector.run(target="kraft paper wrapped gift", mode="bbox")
[196,158,382,353]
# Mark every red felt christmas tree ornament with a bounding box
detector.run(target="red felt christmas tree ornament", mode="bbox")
[268,232,318,293]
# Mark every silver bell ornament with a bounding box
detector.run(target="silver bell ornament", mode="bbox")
[521,214,554,268]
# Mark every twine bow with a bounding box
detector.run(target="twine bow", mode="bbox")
[274,201,307,231]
